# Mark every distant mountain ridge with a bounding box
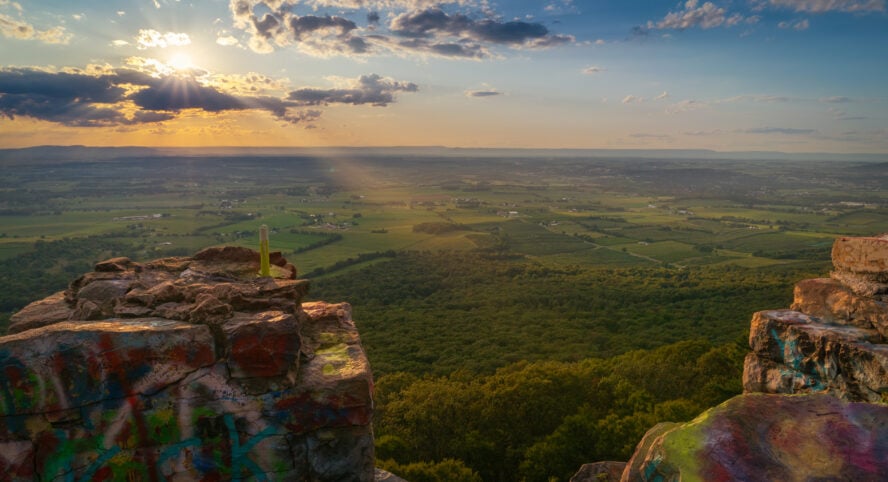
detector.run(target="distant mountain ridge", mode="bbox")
[0,145,885,164]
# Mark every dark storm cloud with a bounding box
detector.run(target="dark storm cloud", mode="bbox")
[287,74,418,107]
[367,11,380,25]
[288,15,357,39]
[0,68,417,127]
[0,68,129,126]
[389,7,570,47]
[396,38,486,58]
[128,76,245,112]
[0,68,124,103]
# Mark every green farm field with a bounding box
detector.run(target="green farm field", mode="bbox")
[1,149,886,481]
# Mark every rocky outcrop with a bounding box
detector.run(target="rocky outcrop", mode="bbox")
[569,461,626,482]
[574,234,888,482]
[0,247,374,481]
[622,393,888,481]
[744,234,888,402]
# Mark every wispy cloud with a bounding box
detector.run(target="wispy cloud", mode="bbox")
[287,74,418,106]
[622,95,644,104]
[0,1,71,45]
[717,94,798,103]
[465,89,502,97]
[742,126,817,135]
[666,99,708,113]
[647,0,755,30]
[778,19,810,30]
[756,0,885,13]
[136,29,191,49]
[216,35,239,47]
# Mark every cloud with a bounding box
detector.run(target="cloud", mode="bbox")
[629,133,671,139]
[820,96,852,103]
[0,68,133,126]
[582,65,605,75]
[684,129,725,136]
[298,0,478,9]
[743,126,817,135]
[0,1,23,13]
[0,13,71,44]
[136,29,192,49]
[216,35,240,46]
[648,1,739,30]
[718,94,797,103]
[229,1,573,58]
[758,0,885,13]
[465,90,501,97]
[231,2,368,56]
[666,99,707,113]
[778,19,810,30]
[389,8,568,46]
[287,74,418,106]
[622,95,644,104]
[655,91,670,100]
[0,66,417,128]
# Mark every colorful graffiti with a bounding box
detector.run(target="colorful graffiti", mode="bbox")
[625,393,888,482]
[0,305,373,481]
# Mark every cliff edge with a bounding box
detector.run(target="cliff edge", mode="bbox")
[0,247,374,481]
[573,234,888,482]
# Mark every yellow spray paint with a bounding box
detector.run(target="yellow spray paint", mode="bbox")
[259,225,270,277]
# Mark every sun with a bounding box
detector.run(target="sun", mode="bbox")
[167,52,195,71]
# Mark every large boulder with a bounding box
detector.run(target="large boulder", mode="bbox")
[743,309,888,402]
[0,248,374,481]
[830,234,888,301]
[623,393,888,482]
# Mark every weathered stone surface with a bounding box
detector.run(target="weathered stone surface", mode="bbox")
[569,461,626,482]
[792,277,888,335]
[831,269,888,300]
[94,256,139,272]
[6,291,69,334]
[832,234,888,277]
[375,468,409,482]
[7,248,308,335]
[223,311,301,379]
[623,393,888,482]
[590,234,888,482]
[621,422,677,482]
[744,309,888,402]
[0,248,374,481]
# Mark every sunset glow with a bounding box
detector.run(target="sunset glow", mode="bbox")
[0,0,886,152]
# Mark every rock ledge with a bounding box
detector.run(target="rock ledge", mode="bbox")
[1,247,374,481]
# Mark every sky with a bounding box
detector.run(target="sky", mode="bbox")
[0,0,886,153]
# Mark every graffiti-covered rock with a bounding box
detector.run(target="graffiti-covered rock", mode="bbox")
[623,393,888,482]
[0,247,374,481]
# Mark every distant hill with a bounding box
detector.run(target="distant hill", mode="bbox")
[0,145,884,164]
